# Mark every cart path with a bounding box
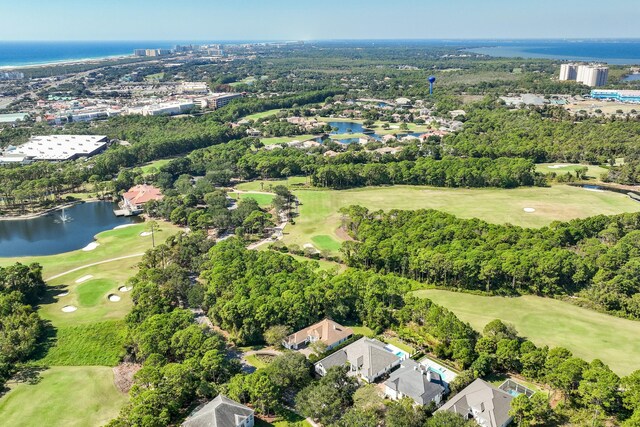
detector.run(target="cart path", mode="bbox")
[45,253,145,281]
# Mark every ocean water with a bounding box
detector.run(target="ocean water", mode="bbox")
[464,40,640,65]
[2,40,640,68]
[0,41,176,67]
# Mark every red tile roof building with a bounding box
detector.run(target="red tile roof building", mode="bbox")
[123,184,164,210]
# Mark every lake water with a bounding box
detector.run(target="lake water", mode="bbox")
[623,74,640,81]
[327,121,422,143]
[0,201,140,257]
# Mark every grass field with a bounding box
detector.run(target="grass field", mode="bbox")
[261,134,317,146]
[38,321,126,366]
[535,163,609,180]
[414,289,640,376]
[244,109,288,120]
[0,221,181,279]
[0,366,127,427]
[139,158,173,174]
[0,221,180,425]
[274,184,640,254]
[230,76,257,87]
[236,177,308,192]
[230,192,275,207]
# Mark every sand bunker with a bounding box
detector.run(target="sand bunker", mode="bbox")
[108,294,121,302]
[61,305,77,312]
[114,224,137,230]
[523,207,536,213]
[82,242,100,251]
[57,291,69,297]
[140,231,153,237]
[75,275,93,283]
[548,164,569,169]
[118,286,132,292]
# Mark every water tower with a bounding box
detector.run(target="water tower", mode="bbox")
[428,76,436,95]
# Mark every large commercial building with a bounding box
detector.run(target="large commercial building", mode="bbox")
[559,63,609,87]
[2,135,108,161]
[591,90,640,103]
[179,82,209,95]
[210,93,244,109]
[125,101,195,117]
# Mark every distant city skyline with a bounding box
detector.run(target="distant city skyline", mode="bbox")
[1,0,639,41]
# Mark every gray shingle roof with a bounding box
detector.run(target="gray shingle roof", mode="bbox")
[182,394,254,427]
[315,337,401,380]
[384,359,446,405]
[438,378,514,427]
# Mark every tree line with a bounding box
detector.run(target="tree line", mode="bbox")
[0,263,47,390]
[341,207,640,320]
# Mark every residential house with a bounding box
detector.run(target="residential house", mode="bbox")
[380,134,397,143]
[314,337,402,383]
[122,184,164,211]
[384,359,447,406]
[246,128,262,137]
[437,379,514,427]
[283,318,353,351]
[182,394,254,427]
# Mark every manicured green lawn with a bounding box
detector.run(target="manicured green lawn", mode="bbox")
[345,324,375,338]
[77,278,117,307]
[310,235,341,251]
[230,76,257,87]
[236,177,308,192]
[281,185,640,254]
[230,192,275,207]
[414,289,640,376]
[0,221,180,427]
[0,366,127,427]
[535,163,609,180]
[244,109,288,120]
[261,134,317,146]
[139,158,173,174]
[41,256,136,327]
[38,321,126,366]
[0,221,181,279]
[244,354,276,370]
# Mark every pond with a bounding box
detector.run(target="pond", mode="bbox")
[0,201,141,257]
[326,121,423,144]
[622,74,640,81]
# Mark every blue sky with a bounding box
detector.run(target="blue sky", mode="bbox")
[1,0,638,41]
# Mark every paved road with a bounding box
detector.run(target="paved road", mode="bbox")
[45,253,144,281]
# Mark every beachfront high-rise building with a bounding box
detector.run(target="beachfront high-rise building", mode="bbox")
[559,63,608,87]
[579,65,609,87]
[559,63,578,81]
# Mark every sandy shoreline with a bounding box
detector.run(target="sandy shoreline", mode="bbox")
[0,53,135,71]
